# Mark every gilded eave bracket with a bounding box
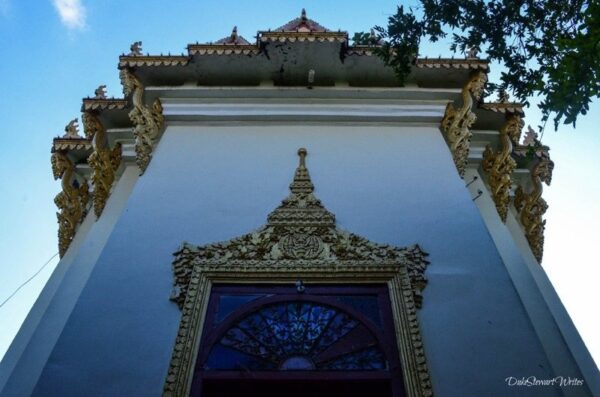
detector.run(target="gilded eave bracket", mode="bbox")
[119,68,164,174]
[441,70,487,177]
[82,109,122,217]
[51,119,91,257]
[482,113,523,222]
[512,128,553,262]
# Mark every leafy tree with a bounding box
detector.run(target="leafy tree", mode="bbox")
[355,1,600,130]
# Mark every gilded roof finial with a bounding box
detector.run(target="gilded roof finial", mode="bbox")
[467,45,479,58]
[94,84,107,99]
[497,89,509,103]
[290,147,313,195]
[63,118,81,139]
[522,125,538,146]
[129,41,142,56]
[298,147,307,167]
[301,8,307,21]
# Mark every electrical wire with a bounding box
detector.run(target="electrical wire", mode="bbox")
[0,252,59,309]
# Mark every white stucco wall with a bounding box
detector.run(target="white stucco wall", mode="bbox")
[0,165,139,397]
[465,166,598,396]
[19,123,584,396]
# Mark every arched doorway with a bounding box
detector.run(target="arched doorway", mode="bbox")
[164,149,432,396]
[190,284,406,397]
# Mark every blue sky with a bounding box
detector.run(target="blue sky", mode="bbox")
[0,0,598,370]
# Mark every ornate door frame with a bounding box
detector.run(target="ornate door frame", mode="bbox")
[163,149,432,397]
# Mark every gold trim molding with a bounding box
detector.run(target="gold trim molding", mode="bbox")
[51,150,89,257]
[119,68,164,174]
[83,112,122,217]
[164,149,432,397]
[482,114,523,222]
[440,71,487,177]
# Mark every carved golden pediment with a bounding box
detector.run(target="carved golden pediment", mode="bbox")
[171,148,429,309]
[165,149,432,397]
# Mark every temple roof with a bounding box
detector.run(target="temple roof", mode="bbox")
[274,8,329,32]
[213,26,251,45]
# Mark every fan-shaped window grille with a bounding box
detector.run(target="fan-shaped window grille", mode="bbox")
[190,285,406,397]
[205,301,386,371]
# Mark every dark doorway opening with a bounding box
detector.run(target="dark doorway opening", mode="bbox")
[201,379,392,397]
[191,284,406,397]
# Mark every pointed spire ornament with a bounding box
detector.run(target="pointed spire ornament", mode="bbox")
[267,148,335,228]
[289,148,314,195]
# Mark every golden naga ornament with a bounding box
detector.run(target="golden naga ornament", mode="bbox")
[513,130,553,262]
[441,70,487,177]
[83,112,122,217]
[482,114,523,222]
[119,68,164,174]
[51,151,89,257]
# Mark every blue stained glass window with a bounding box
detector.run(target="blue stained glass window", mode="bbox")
[216,294,265,322]
[321,347,386,370]
[205,301,386,371]
[336,295,382,328]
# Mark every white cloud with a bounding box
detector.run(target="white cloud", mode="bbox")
[52,0,86,30]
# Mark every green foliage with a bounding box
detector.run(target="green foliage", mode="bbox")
[367,0,600,130]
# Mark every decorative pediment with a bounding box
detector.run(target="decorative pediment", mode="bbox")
[213,26,251,45]
[171,148,429,308]
[275,9,329,32]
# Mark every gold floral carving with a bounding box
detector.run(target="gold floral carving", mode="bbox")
[164,149,432,397]
[119,68,164,174]
[51,151,90,257]
[440,71,487,177]
[83,112,122,217]
[482,114,522,222]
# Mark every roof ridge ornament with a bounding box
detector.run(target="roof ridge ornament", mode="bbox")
[63,118,82,139]
[211,26,251,45]
[274,9,329,33]
[467,45,479,58]
[497,89,509,103]
[129,41,142,56]
[94,85,107,100]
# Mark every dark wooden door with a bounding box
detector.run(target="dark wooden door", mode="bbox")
[202,379,392,397]
[190,284,405,397]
